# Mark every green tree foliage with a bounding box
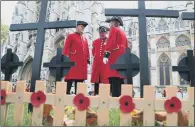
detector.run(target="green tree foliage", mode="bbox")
[1,22,9,43]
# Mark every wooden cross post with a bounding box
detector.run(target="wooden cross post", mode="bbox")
[9,0,76,112]
[43,48,75,81]
[105,1,179,97]
[111,48,140,84]
[1,49,23,80]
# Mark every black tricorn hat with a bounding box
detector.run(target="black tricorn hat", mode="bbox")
[105,16,123,26]
[97,26,110,32]
[77,21,88,27]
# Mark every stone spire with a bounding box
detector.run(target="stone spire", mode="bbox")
[186,1,194,11]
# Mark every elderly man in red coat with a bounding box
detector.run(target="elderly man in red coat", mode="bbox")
[103,16,128,97]
[63,21,90,94]
[91,26,110,95]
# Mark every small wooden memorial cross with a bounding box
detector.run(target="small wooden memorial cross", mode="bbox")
[105,1,179,97]
[111,48,140,84]
[1,49,23,80]
[172,50,195,87]
[43,48,75,81]
[9,0,76,112]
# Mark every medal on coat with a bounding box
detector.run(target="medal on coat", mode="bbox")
[104,39,107,45]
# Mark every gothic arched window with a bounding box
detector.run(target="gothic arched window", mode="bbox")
[156,36,170,49]
[150,19,156,32]
[147,25,150,33]
[128,28,132,36]
[15,7,18,16]
[175,21,179,30]
[146,19,150,32]
[178,53,190,85]
[191,21,194,28]
[128,22,134,36]
[133,30,136,35]
[177,53,187,64]
[55,34,65,49]
[128,40,132,50]
[175,34,191,47]
[148,57,151,69]
[15,33,20,43]
[158,53,171,85]
[148,58,151,84]
[180,20,184,28]
[56,17,60,33]
[158,18,169,32]
[148,41,151,50]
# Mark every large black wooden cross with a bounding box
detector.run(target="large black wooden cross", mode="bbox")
[1,49,23,80]
[172,50,195,87]
[111,48,140,84]
[105,1,179,97]
[9,0,76,112]
[181,12,195,20]
[43,48,75,81]
[9,0,76,92]
[181,12,195,56]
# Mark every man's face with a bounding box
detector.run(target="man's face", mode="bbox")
[110,20,119,27]
[99,32,107,38]
[76,25,85,33]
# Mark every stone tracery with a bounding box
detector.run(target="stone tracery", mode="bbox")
[175,34,191,47]
[157,36,170,49]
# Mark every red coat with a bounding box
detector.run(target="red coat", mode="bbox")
[105,26,128,79]
[63,32,89,80]
[91,38,109,84]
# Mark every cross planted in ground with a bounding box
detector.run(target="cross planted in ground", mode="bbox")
[105,1,179,97]
[9,0,76,92]
[111,48,140,84]
[43,48,75,82]
[9,0,76,111]
[1,49,23,80]
[172,50,195,87]
[179,11,195,87]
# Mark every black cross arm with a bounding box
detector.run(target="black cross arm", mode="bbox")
[1,62,23,69]
[181,12,195,20]
[10,21,77,32]
[43,62,75,68]
[111,63,139,70]
[105,9,140,16]
[10,23,39,31]
[105,9,179,18]
[172,66,190,72]
[144,10,179,18]
[44,20,77,29]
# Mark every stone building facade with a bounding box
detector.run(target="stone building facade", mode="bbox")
[1,1,194,96]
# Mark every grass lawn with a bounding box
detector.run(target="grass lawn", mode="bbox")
[3,103,32,126]
[2,104,161,126]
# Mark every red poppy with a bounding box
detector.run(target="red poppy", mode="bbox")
[164,96,182,113]
[119,95,135,113]
[26,87,30,92]
[30,91,46,107]
[73,93,90,111]
[1,89,7,105]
